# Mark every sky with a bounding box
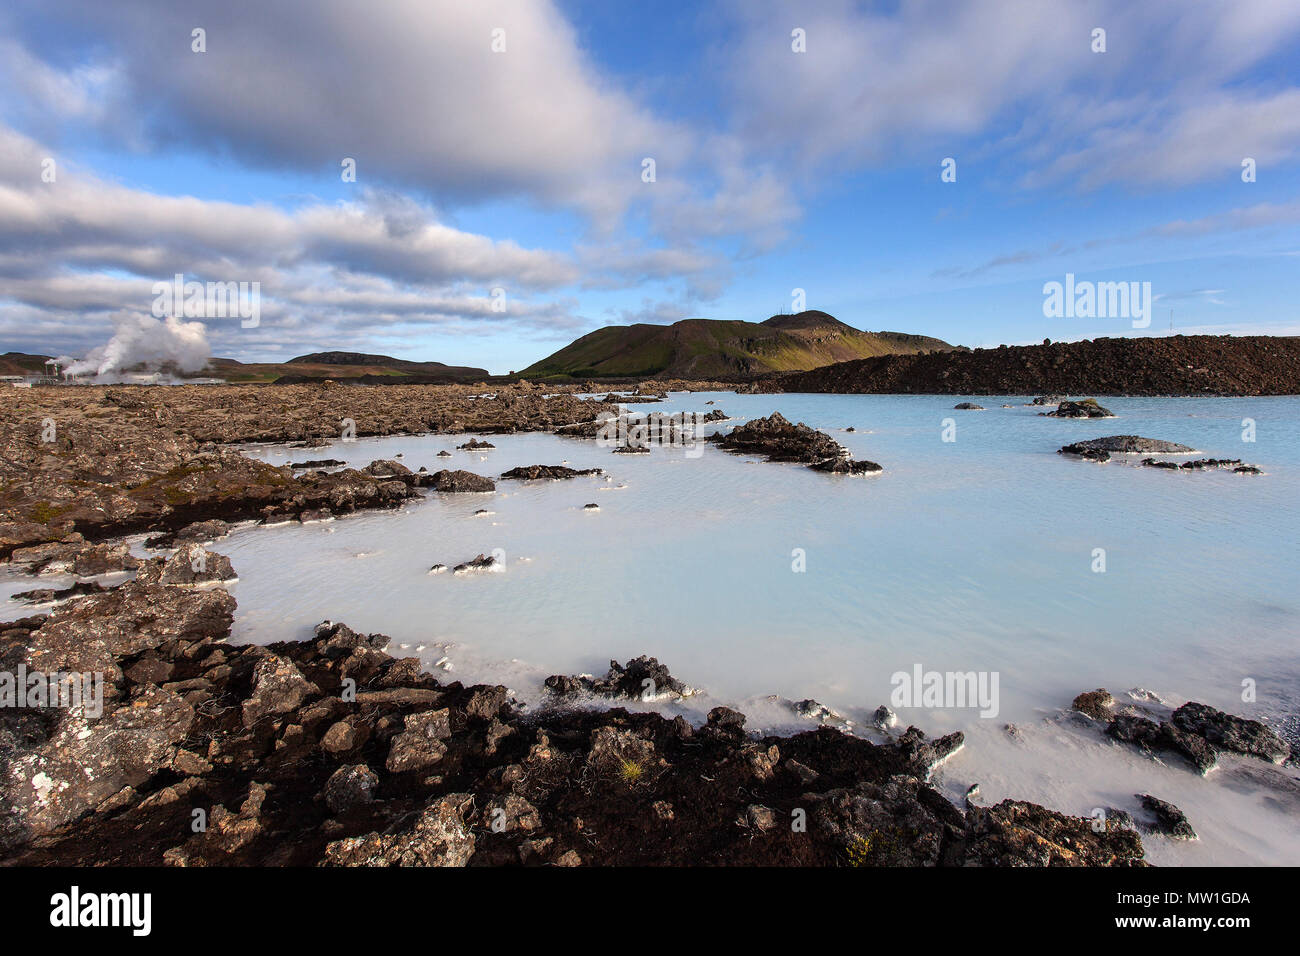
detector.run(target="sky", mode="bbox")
[1,0,1299,374]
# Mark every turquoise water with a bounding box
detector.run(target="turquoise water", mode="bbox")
[5,392,1298,863]
[216,393,1299,727]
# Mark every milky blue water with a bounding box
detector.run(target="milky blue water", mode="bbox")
[218,393,1299,724]
[5,392,1298,863]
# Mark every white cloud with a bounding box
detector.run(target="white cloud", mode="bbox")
[0,124,599,361]
[2,0,797,244]
[720,0,1300,190]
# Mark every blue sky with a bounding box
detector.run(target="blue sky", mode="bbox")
[1,0,1298,374]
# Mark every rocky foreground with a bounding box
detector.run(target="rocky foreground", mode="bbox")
[0,546,1145,866]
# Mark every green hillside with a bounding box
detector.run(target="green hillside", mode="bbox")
[520,311,953,380]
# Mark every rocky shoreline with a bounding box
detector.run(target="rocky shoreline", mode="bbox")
[0,383,620,559]
[1,546,1147,866]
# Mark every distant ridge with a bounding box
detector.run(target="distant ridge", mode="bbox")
[520,311,953,380]
[210,352,489,384]
[0,352,53,376]
[760,335,1300,396]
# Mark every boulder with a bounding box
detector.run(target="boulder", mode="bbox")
[241,656,319,728]
[499,465,603,481]
[322,793,476,866]
[429,469,495,493]
[544,656,692,701]
[1136,794,1196,840]
[1042,399,1114,418]
[1170,702,1289,764]
[714,412,883,475]
[135,544,236,586]
[1072,689,1114,720]
[1060,436,1195,455]
[385,709,452,773]
[321,764,380,814]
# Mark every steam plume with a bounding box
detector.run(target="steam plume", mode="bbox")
[60,311,211,381]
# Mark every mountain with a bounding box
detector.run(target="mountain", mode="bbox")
[209,352,489,384]
[519,311,953,380]
[0,352,54,376]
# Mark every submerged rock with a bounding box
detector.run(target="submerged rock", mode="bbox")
[456,438,495,450]
[499,465,604,481]
[953,402,984,410]
[1136,794,1197,840]
[1072,689,1114,721]
[897,726,965,779]
[1105,714,1217,774]
[1041,398,1114,418]
[362,459,413,480]
[544,656,692,701]
[1141,457,1249,471]
[1101,698,1288,774]
[1170,702,1290,764]
[428,469,495,493]
[714,412,841,461]
[713,412,882,476]
[810,456,883,474]
[1060,436,1195,455]
[451,553,498,574]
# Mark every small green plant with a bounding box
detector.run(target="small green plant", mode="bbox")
[845,827,911,866]
[616,757,643,785]
[845,834,874,867]
[30,501,64,524]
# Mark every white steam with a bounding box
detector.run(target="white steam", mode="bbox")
[60,311,211,381]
